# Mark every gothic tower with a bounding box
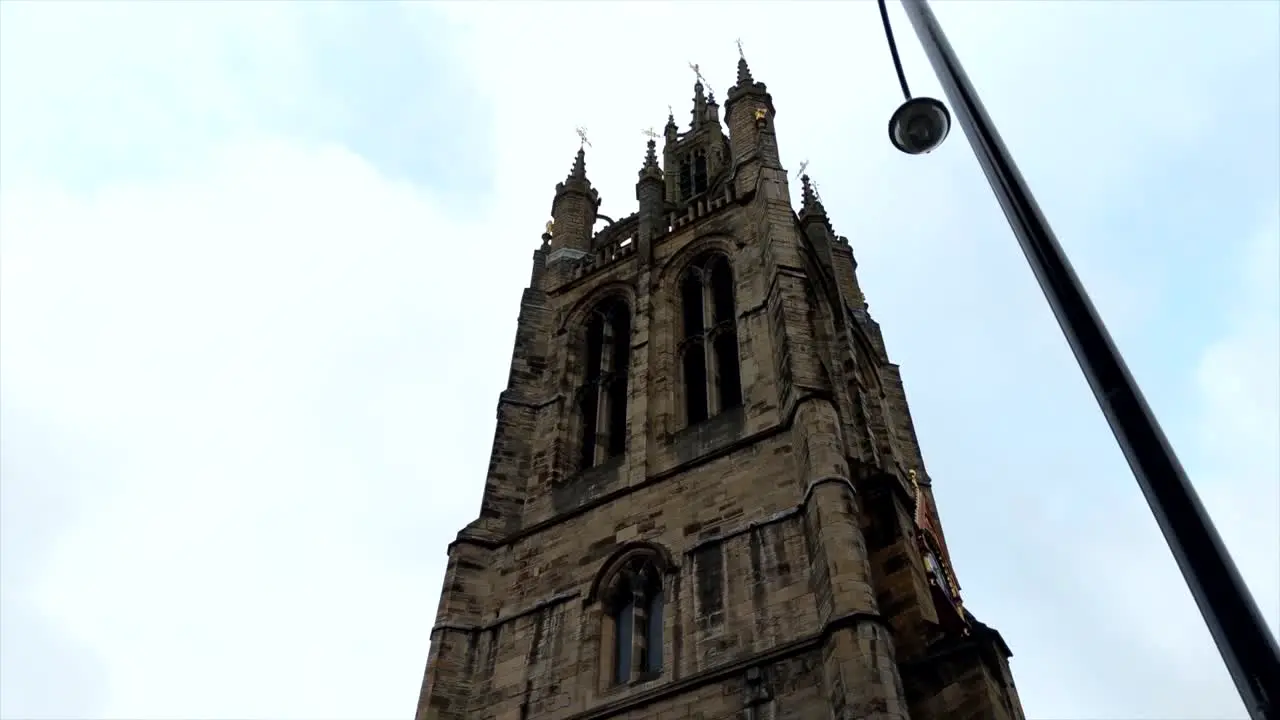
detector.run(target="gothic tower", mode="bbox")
[416,54,1025,720]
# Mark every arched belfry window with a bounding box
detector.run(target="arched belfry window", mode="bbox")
[679,157,693,202]
[693,149,708,195]
[677,150,710,203]
[601,556,665,685]
[579,298,632,470]
[678,252,742,426]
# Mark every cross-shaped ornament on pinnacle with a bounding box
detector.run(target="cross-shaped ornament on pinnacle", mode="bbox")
[575,126,591,148]
[688,61,713,95]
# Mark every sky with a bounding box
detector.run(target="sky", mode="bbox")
[0,1,1276,718]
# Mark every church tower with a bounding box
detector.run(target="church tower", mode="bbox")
[416,53,1026,720]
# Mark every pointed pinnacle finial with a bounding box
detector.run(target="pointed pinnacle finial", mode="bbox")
[641,128,661,170]
[644,138,659,168]
[735,40,754,86]
[567,126,591,181]
[801,173,828,213]
[799,173,833,234]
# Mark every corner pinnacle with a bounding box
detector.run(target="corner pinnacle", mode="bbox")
[801,174,818,209]
[644,139,659,169]
[569,146,587,181]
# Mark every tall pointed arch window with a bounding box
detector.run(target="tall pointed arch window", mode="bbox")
[579,297,632,470]
[678,252,742,426]
[679,157,693,202]
[692,149,708,195]
[677,150,710,204]
[602,557,665,685]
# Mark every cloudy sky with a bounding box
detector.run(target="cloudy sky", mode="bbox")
[1,1,1276,718]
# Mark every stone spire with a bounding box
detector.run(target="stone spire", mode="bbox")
[736,54,754,86]
[568,146,587,182]
[640,138,661,178]
[725,47,775,156]
[555,142,595,198]
[636,134,665,258]
[727,48,770,110]
[690,79,708,130]
[800,174,823,213]
[548,140,600,260]
[706,89,721,126]
[799,174,834,235]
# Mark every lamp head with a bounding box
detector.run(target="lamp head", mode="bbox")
[888,97,951,155]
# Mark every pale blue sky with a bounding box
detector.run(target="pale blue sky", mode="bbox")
[1,2,1276,719]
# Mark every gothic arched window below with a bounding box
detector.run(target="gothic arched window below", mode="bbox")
[602,557,664,685]
[579,297,632,470]
[678,252,742,427]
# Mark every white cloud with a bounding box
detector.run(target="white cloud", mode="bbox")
[1,137,505,718]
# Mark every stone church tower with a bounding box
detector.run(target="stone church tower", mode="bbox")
[417,54,1025,720]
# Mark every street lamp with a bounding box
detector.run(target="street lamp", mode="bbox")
[874,1,1280,718]
[876,0,950,155]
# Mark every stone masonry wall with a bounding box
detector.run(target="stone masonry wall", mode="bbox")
[420,61,1024,720]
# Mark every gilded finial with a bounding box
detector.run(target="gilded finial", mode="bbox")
[545,219,555,236]
[754,107,767,121]
[908,468,923,496]
[575,126,591,149]
[796,159,809,179]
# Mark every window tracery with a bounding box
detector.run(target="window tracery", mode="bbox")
[578,297,632,469]
[678,252,742,426]
[600,555,665,684]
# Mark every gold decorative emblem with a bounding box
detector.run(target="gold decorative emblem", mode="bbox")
[754,108,767,121]
[545,220,555,236]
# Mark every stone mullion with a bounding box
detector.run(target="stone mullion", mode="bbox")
[630,585,649,678]
[593,318,617,466]
[701,278,721,415]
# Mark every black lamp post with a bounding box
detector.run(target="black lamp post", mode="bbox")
[875,1,1280,718]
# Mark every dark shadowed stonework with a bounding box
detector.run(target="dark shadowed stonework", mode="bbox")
[416,55,1026,720]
